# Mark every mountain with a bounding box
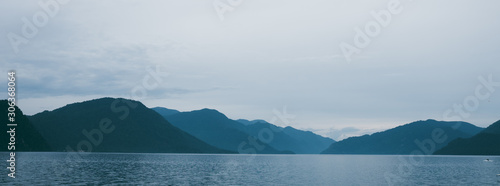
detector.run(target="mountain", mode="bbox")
[28,98,231,153]
[151,107,180,117]
[0,100,51,151]
[481,120,500,134]
[242,121,335,154]
[321,119,483,155]
[434,120,500,155]
[236,119,268,126]
[155,107,334,154]
[161,108,292,154]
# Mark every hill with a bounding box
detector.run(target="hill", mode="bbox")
[236,119,268,126]
[242,121,335,154]
[434,120,500,155]
[151,107,180,117]
[321,119,483,154]
[156,107,334,154]
[162,108,292,154]
[28,98,230,153]
[0,100,51,151]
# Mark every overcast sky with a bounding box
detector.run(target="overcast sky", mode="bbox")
[1,0,499,140]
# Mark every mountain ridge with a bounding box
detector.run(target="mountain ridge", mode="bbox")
[28,97,231,153]
[321,119,483,155]
[434,120,500,155]
[156,107,334,154]
[0,100,51,152]
[162,108,291,154]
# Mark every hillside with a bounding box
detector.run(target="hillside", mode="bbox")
[434,120,500,155]
[162,108,292,154]
[242,121,335,154]
[28,98,231,153]
[151,107,180,117]
[0,100,51,151]
[321,119,483,154]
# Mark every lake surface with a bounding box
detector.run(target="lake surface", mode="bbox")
[1,152,499,185]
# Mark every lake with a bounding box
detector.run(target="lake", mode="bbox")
[2,152,499,185]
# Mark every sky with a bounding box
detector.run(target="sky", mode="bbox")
[1,0,500,140]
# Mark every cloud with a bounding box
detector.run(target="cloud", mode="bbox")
[2,0,500,129]
[305,127,386,141]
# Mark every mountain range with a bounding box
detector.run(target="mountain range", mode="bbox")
[434,120,500,155]
[154,107,335,154]
[240,120,335,154]
[0,100,51,151]
[321,120,483,154]
[2,97,498,155]
[28,98,230,153]
[156,108,293,154]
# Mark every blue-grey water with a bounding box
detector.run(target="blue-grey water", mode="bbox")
[1,152,499,185]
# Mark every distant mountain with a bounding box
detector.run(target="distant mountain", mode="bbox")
[242,121,335,154]
[161,108,292,154]
[236,119,268,126]
[151,107,180,117]
[28,98,230,153]
[321,119,483,155]
[482,120,500,134]
[434,120,500,155]
[0,100,51,151]
[155,107,334,154]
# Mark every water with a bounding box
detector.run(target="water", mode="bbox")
[1,152,499,185]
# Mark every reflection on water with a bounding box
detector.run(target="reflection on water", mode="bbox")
[1,152,499,185]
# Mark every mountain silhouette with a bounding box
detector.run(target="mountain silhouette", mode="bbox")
[434,120,500,155]
[28,98,231,153]
[0,100,51,151]
[240,121,335,154]
[321,119,482,154]
[151,107,180,117]
[160,108,293,154]
[236,119,268,126]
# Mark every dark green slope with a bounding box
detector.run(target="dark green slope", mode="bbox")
[29,98,231,153]
[236,119,267,126]
[151,107,180,118]
[242,121,335,154]
[321,119,483,155]
[434,120,500,155]
[0,100,51,151]
[163,109,292,154]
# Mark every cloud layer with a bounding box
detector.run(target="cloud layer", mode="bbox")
[1,0,499,132]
